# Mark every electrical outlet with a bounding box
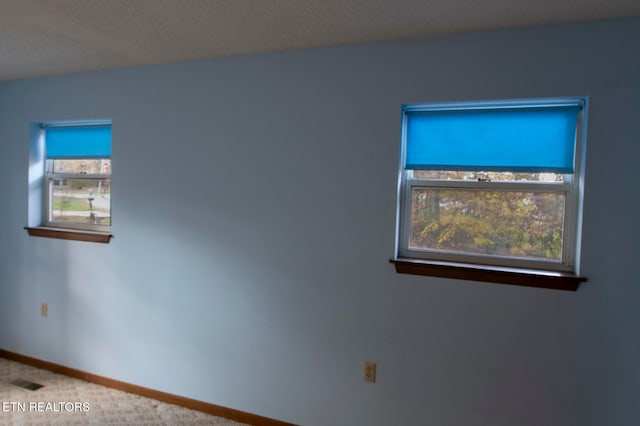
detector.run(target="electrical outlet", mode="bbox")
[41,303,48,317]
[363,361,376,383]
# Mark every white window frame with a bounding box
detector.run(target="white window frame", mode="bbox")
[395,97,587,274]
[41,123,112,233]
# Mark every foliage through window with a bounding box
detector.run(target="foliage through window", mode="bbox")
[43,124,112,232]
[395,98,587,274]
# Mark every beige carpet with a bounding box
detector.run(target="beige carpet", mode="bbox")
[0,358,248,425]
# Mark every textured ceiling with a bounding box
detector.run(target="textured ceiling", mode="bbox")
[1,0,639,81]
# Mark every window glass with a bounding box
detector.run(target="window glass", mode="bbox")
[409,188,565,261]
[52,159,111,175]
[50,178,111,226]
[413,170,564,182]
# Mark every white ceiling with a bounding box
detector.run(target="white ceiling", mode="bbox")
[1,0,639,81]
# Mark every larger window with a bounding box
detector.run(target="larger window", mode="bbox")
[392,98,587,289]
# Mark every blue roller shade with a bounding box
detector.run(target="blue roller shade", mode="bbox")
[405,104,580,173]
[46,126,111,159]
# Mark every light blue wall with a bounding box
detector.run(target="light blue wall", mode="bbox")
[1,18,638,425]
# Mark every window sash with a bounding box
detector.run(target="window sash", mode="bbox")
[44,174,111,232]
[408,176,572,191]
[399,178,576,271]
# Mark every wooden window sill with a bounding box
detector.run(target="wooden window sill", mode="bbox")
[389,258,585,291]
[25,226,112,244]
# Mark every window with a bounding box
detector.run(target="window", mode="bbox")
[391,98,587,290]
[25,122,112,243]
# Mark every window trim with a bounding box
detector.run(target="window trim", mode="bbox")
[25,226,112,244]
[392,97,588,289]
[389,258,585,291]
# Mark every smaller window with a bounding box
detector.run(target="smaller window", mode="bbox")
[43,124,112,233]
